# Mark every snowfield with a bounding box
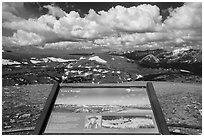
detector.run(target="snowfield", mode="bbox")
[172,47,191,56]
[30,57,76,64]
[30,60,42,64]
[180,69,191,73]
[89,56,107,63]
[136,74,143,79]
[22,55,107,65]
[2,59,21,65]
[46,57,76,62]
[22,61,28,64]
[79,57,86,60]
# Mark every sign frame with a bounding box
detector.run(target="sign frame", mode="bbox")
[33,82,169,135]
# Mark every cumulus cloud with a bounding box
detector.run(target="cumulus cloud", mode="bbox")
[43,41,95,50]
[3,19,59,43]
[122,32,171,43]
[43,41,75,49]
[93,31,172,49]
[3,10,109,42]
[54,11,107,40]
[87,5,162,33]
[160,2,202,47]
[44,5,67,18]
[2,3,202,50]
[3,4,163,46]
[3,30,44,46]
[164,2,202,30]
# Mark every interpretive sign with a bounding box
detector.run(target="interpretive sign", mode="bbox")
[34,82,169,135]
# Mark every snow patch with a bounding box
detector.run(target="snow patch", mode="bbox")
[68,59,77,62]
[93,69,98,72]
[67,63,73,68]
[2,59,21,65]
[30,60,42,64]
[116,71,121,74]
[22,61,28,64]
[180,69,191,73]
[140,54,159,63]
[127,78,132,81]
[47,57,70,62]
[62,75,68,80]
[85,66,92,69]
[79,57,86,60]
[125,89,131,92]
[102,70,109,73]
[42,58,49,63]
[84,72,92,76]
[136,74,143,79]
[98,69,103,72]
[70,70,78,73]
[173,47,191,56]
[89,56,107,63]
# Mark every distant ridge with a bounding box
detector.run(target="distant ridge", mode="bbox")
[140,54,160,64]
[69,53,94,56]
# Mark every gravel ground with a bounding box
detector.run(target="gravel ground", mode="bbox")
[152,82,202,135]
[2,82,202,135]
[2,84,52,135]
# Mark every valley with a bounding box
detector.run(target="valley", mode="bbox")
[2,48,202,86]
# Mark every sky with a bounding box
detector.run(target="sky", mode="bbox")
[2,2,202,52]
[56,88,149,105]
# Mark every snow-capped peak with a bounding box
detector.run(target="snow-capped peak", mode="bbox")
[89,56,107,63]
[140,54,159,63]
[173,47,191,56]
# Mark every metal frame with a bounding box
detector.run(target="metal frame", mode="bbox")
[146,82,170,135]
[33,82,169,135]
[33,82,60,135]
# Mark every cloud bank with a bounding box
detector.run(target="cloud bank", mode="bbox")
[2,2,202,50]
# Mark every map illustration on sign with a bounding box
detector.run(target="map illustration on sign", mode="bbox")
[44,87,159,134]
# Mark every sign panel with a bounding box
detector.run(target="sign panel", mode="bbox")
[34,83,169,135]
[44,87,159,134]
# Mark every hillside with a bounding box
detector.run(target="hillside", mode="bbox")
[121,48,202,75]
[2,48,202,87]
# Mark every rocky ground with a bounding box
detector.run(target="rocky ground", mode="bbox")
[2,82,202,135]
[153,82,202,135]
[2,84,52,135]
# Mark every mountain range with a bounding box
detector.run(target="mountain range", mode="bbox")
[2,47,202,86]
